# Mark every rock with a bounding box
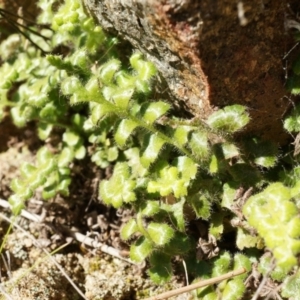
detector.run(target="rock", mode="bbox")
[83,0,300,143]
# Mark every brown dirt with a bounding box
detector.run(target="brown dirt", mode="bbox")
[0,0,39,40]
[198,0,300,143]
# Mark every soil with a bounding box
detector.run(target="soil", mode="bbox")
[198,0,300,143]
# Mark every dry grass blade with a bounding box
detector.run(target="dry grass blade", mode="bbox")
[0,284,13,300]
[59,224,136,264]
[0,199,41,222]
[143,267,247,300]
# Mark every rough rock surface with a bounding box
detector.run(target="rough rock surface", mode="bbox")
[83,0,300,143]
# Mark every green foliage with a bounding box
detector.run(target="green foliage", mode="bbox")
[281,269,300,298]
[3,0,300,297]
[100,162,137,208]
[9,146,71,214]
[284,104,300,132]
[206,105,250,133]
[242,137,278,168]
[148,252,172,283]
[194,252,251,300]
[147,157,196,198]
[243,182,300,275]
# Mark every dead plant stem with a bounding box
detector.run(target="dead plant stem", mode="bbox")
[143,267,246,300]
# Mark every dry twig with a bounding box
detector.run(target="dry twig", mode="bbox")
[0,198,136,264]
[143,267,246,300]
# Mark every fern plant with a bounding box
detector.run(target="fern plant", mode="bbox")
[46,43,264,286]
[2,0,300,298]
